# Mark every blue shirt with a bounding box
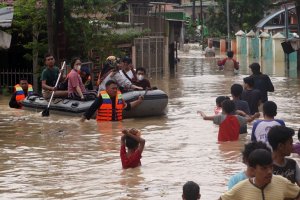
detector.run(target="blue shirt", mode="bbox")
[228,171,247,190]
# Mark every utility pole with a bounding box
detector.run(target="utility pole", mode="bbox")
[296,1,300,71]
[47,0,54,55]
[284,5,289,72]
[192,0,196,25]
[55,0,66,63]
[227,0,230,50]
[297,3,300,34]
[200,0,203,46]
[191,0,196,42]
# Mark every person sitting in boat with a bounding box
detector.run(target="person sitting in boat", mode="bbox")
[68,57,97,101]
[120,128,145,169]
[68,57,86,100]
[119,56,137,82]
[204,39,215,57]
[217,51,239,74]
[132,67,151,90]
[41,53,68,99]
[79,66,93,90]
[80,80,144,122]
[97,56,143,93]
[9,78,33,109]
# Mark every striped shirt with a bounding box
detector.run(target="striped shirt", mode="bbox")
[220,175,300,200]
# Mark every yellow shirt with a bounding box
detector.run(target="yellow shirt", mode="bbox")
[220,175,300,200]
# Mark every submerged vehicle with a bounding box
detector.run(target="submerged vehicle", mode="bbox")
[22,90,168,118]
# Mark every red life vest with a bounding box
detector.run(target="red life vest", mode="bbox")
[14,84,33,101]
[218,115,240,141]
[96,90,124,121]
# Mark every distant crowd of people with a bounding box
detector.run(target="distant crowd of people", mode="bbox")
[117,60,300,199]
[196,61,300,199]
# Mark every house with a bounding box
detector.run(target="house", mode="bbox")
[256,5,298,35]
[255,1,300,70]
[125,0,185,72]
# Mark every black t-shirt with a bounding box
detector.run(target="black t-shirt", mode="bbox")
[241,89,262,115]
[133,79,151,90]
[84,95,131,120]
[234,99,251,134]
[85,81,93,90]
[250,74,274,103]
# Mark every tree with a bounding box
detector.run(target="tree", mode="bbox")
[12,0,48,92]
[206,0,272,37]
[63,0,145,61]
[10,0,145,91]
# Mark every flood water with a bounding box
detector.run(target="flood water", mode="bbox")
[1,49,300,200]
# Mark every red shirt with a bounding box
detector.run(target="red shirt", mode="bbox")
[218,115,240,141]
[218,58,239,70]
[120,144,142,169]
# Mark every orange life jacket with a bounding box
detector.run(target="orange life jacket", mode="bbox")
[14,84,33,101]
[96,90,124,121]
[218,115,240,142]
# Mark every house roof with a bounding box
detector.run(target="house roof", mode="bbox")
[255,5,295,29]
[0,7,13,28]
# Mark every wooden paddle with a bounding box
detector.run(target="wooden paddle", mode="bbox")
[42,61,66,117]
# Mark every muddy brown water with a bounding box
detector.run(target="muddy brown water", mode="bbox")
[0,50,300,199]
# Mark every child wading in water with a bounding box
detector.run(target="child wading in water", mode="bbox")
[214,96,230,115]
[120,128,145,169]
[199,100,259,142]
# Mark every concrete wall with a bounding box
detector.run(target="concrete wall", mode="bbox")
[236,30,298,76]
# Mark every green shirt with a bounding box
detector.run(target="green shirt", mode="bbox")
[41,66,59,87]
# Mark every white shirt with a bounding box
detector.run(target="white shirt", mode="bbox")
[119,70,134,80]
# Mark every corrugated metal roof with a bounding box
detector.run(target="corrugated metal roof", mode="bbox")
[255,5,295,29]
[0,7,13,28]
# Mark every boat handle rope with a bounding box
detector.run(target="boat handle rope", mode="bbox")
[62,99,71,104]
[53,98,63,104]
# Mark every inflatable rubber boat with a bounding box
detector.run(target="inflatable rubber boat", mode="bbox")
[22,89,168,118]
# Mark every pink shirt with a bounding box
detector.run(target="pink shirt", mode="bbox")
[68,69,86,95]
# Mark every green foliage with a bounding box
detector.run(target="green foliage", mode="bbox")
[12,0,48,62]
[206,0,272,37]
[64,0,142,61]
[10,0,143,63]
[0,3,7,8]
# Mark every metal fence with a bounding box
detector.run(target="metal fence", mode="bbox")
[132,15,165,36]
[0,67,33,92]
[0,61,96,93]
[134,36,164,76]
